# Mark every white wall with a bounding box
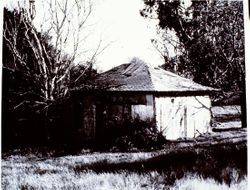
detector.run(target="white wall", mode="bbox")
[155,96,211,140]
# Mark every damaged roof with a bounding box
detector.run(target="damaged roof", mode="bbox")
[95,60,215,93]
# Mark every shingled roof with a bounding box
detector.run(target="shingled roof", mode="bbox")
[95,60,215,93]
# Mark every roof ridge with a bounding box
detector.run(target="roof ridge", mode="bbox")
[95,61,216,92]
[145,64,155,91]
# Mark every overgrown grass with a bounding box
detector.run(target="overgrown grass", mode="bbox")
[172,174,247,190]
[1,143,247,189]
[1,169,246,190]
[72,143,247,185]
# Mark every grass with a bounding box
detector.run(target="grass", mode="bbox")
[1,143,247,190]
[172,174,247,190]
[2,170,163,190]
[1,169,247,190]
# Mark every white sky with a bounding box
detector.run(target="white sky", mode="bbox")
[89,0,165,71]
[4,0,168,71]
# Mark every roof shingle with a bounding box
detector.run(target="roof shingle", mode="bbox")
[95,60,215,93]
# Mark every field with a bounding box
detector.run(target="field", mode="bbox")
[1,150,247,190]
[1,135,247,190]
[1,105,247,189]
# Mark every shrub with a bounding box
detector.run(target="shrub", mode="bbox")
[99,118,166,151]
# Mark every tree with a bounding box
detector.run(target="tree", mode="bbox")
[141,0,246,127]
[2,1,100,146]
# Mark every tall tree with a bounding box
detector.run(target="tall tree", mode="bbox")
[141,0,246,127]
[2,1,99,145]
[3,0,95,104]
[141,0,244,90]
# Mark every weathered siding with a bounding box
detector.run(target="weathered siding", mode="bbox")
[155,96,211,140]
[76,93,211,141]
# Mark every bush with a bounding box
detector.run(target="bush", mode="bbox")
[99,118,166,151]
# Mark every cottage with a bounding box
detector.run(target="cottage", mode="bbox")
[71,60,215,141]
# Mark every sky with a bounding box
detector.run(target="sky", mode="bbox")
[88,0,165,71]
[3,0,168,71]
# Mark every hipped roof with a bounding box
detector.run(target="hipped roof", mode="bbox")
[95,60,216,93]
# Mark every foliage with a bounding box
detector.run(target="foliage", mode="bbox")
[69,63,98,90]
[97,118,166,151]
[2,8,96,146]
[141,0,245,98]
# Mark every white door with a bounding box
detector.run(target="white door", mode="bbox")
[155,96,211,140]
